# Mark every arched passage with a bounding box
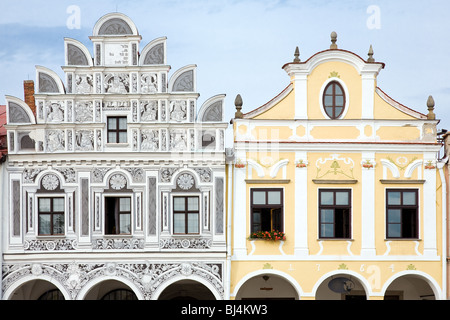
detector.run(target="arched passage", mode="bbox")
[7,279,66,300]
[83,279,138,300]
[315,272,369,300]
[383,272,439,300]
[234,272,299,300]
[157,279,216,300]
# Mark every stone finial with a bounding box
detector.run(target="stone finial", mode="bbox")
[427,95,435,120]
[367,45,375,62]
[293,46,300,63]
[235,94,243,119]
[330,31,338,49]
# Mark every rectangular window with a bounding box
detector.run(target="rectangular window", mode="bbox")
[386,189,418,239]
[105,197,131,235]
[107,116,127,143]
[319,189,351,239]
[250,189,283,233]
[173,196,199,234]
[38,197,65,235]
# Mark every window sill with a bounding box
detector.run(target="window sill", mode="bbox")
[102,234,133,238]
[317,238,354,241]
[385,238,422,241]
[105,143,129,147]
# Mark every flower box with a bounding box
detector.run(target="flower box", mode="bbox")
[249,230,286,241]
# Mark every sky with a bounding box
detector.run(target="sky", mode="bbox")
[1,0,450,145]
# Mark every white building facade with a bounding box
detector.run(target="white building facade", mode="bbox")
[2,13,227,300]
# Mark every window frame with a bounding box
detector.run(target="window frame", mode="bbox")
[172,195,200,235]
[318,189,352,239]
[107,116,128,143]
[385,189,419,239]
[322,80,346,119]
[104,196,132,235]
[250,188,284,234]
[37,196,65,236]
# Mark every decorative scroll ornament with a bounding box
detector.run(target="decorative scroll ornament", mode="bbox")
[42,174,60,190]
[110,174,127,190]
[177,173,194,190]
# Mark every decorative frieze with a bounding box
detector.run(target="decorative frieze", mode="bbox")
[2,261,224,300]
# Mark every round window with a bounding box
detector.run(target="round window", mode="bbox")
[322,81,345,119]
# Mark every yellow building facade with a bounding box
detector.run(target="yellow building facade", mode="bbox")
[228,33,446,300]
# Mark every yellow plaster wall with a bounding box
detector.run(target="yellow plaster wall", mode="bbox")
[376,126,421,141]
[307,61,362,119]
[374,90,420,120]
[253,89,295,120]
[310,126,360,140]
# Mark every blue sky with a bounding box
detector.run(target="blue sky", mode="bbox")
[1,0,450,138]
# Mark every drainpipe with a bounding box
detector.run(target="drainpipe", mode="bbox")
[0,158,6,300]
[438,158,447,300]
[225,148,235,300]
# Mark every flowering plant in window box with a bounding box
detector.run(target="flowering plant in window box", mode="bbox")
[249,230,286,241]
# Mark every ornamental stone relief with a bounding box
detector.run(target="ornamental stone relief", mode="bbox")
[75,101,94,122]
[109,173,127,190]
[75,130,94,151]
[169,100,187,121]
[92,238,144,250]
[177,173,194,190]
[169,129,187,151]
[104,73,129,93]
[55,168,76,183]
[46,101,64,122]
[91,167,112,183]
[2,261,224,300]
[159,237,212,249]
[143,43,164,65]
[24,239,77,251]
[46,130,65,152]
[75,74,93,94]
[23,168,43,183]
[124,167,145,183]
[141,129,159,151]
[141,73,158,93]
[41,174,60,190]
[140,101,158,121]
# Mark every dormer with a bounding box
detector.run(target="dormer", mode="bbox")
[89,13,142,67]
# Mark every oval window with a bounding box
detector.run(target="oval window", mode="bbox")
[322,81,345,119]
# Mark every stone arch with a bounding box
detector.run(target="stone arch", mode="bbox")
[140,37,166,65]
[5,96,35,124]
[153,275,221,300]
[232,269,303,300]
[313,270,372,300]
[77,276,144,300]
[197,94,225,122]
[92,12,138,36]
[65,38,92,66]
[169,65,196,92]
[36,66,65,94]
[381,271,442,300]
[3,274,71,300]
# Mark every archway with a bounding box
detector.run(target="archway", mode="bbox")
[383,274,437,300]
[315,273,368,300]
[158,280,216,300]
[235,273,299,300]
[83,279,138,300]
[8,279,65,300]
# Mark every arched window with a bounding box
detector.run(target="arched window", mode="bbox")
[323,81,345,119]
